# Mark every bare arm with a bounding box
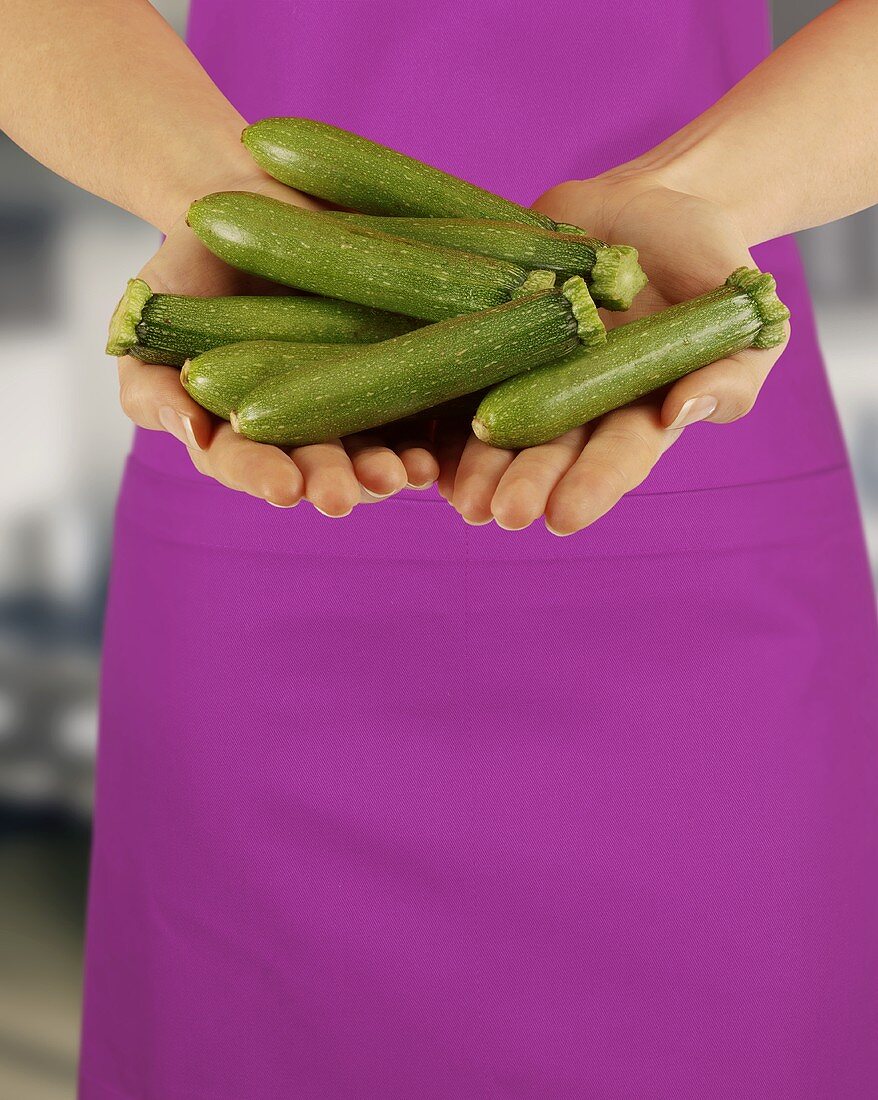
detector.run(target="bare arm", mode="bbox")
[452,0,878,533]
[629,0,878,245]
[0,0,439,508]
[0,0,258,232]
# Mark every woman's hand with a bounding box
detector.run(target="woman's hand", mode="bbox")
[117,174,439,514]
[446,173,789,534]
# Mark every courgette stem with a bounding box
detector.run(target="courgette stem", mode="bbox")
[105,277,420,361]
[472,267,790,449]
[231,279,596,446]
[106,278,153,356]
[588,246,649,312]
[242,117,557,230]
[327,213,647,310]
[187,192,559,323]
[561,277,606,349]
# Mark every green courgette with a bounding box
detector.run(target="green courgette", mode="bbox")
[130,344,187,368]
[232,277,600,446]
[473,267,790,449]
[182,339,487,423]
[182,340,366,420]
[327,214,648,311]
[187,193,566,323]
[242,117,557,230]
[105,277,420,363]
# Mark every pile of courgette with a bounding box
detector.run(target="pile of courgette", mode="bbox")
[107,118,789,452]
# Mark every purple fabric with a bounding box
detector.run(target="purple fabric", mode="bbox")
[79,2,878,1097]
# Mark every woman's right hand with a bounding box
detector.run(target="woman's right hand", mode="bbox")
[117,176,440,514]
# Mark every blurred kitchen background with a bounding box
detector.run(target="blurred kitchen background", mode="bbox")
[1,1,877,1096]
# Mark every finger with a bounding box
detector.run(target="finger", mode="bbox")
[662,326,790,428]
[190,422,304,506]
[381,418,441,489]
[545,405,682,536]
[451,433,516,525]
[290,440,362,517]
[398,438,441,490]
[435,421,472,502]
[343,433,408,500]
[117,355,214,450]
[490,426,589,531]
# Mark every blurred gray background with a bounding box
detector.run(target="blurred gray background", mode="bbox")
[1,2,876,1096]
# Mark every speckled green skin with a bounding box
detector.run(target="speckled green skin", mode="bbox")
[327,214,650,311]
[242,118,556,230]
[473,267,790,449]
[136,291,418,359]
[185,339,486,423]
[130,344,186,368]
[184,340,486,423]
[187,192,535,322]
[234,289,581,445]
[182,341,370,420]
[329,214,602,274]
[107,277,419,364]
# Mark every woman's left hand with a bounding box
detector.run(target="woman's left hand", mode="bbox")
[443,172,790,534]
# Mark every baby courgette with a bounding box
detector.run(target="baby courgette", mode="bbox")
[105,278,420,364]
[232,277,601,446]
[187,193,558,322]
[328,214,647,311]
[183,340,489,424]
[242,117,556,230]
[181,340,368,420]
[473,267,790,449]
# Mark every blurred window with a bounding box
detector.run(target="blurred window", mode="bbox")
[0,208,59,327]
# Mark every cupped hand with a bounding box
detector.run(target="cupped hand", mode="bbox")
[447,172,790,534]
[116,173,439,515]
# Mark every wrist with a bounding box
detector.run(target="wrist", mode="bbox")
[601,141,771,248]
[157,143,271,234]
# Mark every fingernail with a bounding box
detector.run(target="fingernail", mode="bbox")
[361,487,396,501]
[666,396,717,431]
[266,499,297,509]
[159,406,202,450]
[462,516,493,526]
[313,504,354,518]
[406,481,433,490]
[545,521,572,538]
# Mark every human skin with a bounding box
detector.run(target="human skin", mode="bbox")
[124,188,440,514]
[0,0,438,515]
[1,1,876,522]
[448,0,878,532]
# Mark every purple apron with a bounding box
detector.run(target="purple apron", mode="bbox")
[79,2,878,1096]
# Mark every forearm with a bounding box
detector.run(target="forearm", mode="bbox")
[0,0,261,232]
[623,0,878,246]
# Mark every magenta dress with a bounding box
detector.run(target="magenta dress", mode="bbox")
[78,2,878,1097]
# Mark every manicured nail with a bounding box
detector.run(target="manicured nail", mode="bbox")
[666,396,717,431]
[406,481,433,490]
[159,406,202,450]
[361,487,396,501]
[313,503,353,518]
